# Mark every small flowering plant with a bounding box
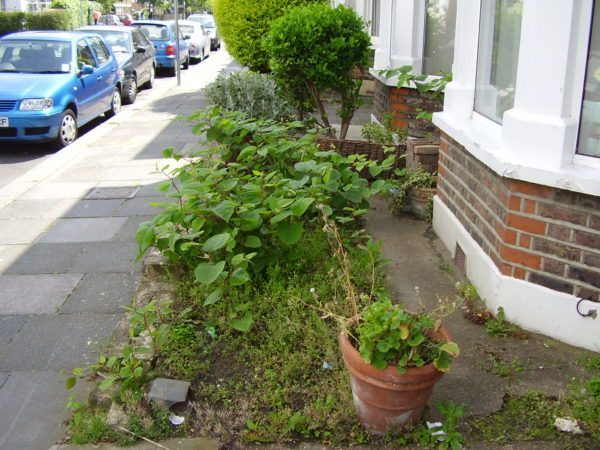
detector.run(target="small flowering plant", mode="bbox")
[354,296,460,374]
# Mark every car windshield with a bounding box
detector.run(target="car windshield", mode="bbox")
[133,24,169,41]
[0,40,72,73]
[190,16,214,28]
[90,30,131,53]
[179,24,195,34]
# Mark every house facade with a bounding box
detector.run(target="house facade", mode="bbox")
[344,0,600,352]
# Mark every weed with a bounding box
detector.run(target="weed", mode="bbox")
[579,355,600,370]
[67,409,120,445]
[486,353,524,380]
[485,307,521,338]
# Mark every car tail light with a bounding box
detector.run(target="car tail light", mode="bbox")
[166,44,175,55]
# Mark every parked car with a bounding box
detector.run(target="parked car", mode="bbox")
[78,25,155,104]
[97,15,124,26]
[117,14,133,26]
[131,20,190,76]
[170,20,210,63]
[0,31,121,148]
[187,13,220,50]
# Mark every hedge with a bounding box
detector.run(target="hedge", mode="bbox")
[212,0,326,72]
[0,9,78,37]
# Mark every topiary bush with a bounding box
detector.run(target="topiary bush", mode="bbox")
[203,71,295,121]
[212,0,326,72]
[264,4,372,140]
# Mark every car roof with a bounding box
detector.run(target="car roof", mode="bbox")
[132,20,168,26]
[0,30,90,41]
[78,25,134,33]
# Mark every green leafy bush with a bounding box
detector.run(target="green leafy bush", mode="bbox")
[361,113,408,145]
[50,0,92,29]
[264,4,372,140]
[203,71,295,121]
[136,108,394,330]
[0,12,25,37]
[26,9,72,31]
[389,166,437,215]
[212,0,325,72]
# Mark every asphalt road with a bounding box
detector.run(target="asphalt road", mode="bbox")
[0,53,220,190]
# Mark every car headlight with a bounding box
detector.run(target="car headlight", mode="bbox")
[119,69,125,79]
[20,98,53,111]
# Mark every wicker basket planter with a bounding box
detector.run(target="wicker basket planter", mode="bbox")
[316,138,406,177]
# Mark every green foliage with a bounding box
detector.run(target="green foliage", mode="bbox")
[361,113,408,145]
[136,108,393,331]
[68,409,121,444]
[203,71,295,121]
[569,376,600,442]
[389,166,437,215]
[486,353,524,380]
[485,306,520,338]
[0,12,25,37]
[433,401,467,450]
[0,10,71,36]
[355,298,459,374]
[50,0,94,29]
[379,65,451,121]
[264,4,371,139]
[212,0,325,72]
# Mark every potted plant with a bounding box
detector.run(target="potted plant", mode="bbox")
[389,166,438,220]
[340,298,459,434]
[322,215,459,435]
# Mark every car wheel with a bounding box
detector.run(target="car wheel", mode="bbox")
[182,54,189,70]
[105,87,121,118]
[123,76,137,105]
[54,109,77,149]
[144,66,155,89]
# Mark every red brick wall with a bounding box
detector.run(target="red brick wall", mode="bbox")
[373,79,442,138]
[438,132,600,302]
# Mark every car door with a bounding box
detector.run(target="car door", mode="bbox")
[173,24,189,64]
[75,38,102,122]
[87,36,118,116]
[132,29,153,83]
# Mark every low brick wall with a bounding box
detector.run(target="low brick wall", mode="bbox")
[373,79,442,138]
[438,132,600,302]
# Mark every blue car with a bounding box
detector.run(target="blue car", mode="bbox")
[0,31,122,148]
[132,20,190,77]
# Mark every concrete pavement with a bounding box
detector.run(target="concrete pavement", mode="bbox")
[0,50,239,450]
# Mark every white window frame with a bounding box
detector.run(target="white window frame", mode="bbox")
[434,0,600,196]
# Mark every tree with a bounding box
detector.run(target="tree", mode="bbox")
[212,0,325,72]
[264,4,371,140]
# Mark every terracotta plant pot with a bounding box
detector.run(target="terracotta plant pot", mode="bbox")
[407,185,436,220]
[339,325,451,434]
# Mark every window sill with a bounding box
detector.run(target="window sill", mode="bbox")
[433,111,600,196]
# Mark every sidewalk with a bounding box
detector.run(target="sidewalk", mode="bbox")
[0,51,239,450]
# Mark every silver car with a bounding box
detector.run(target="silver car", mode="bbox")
[187,13,220,50]
[168,20,210,62]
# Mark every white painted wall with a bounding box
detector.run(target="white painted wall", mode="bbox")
[4,0,26,11]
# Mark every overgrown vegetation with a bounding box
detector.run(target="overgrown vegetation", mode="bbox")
[389,165,437,219]
[0,10,71,36]
[212,0,325,72]
[361,112,408,146]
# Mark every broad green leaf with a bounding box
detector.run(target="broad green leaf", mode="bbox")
[277,221,303,246]
[239,212,262,231]
[230,268,250,286]
[433,351,453,372]
[204,287,223,306]
[195,261,226,286]
[244,235,261,248]
[65,377,76,390]
[202,233,230,252]
[231,312,253,332]
[399,324,409,340]
[440,342,460,357]
[133,366,143,378]
[341,188,364,203]
[238,145,257,160]
[231,253,245,266]
[271,210,292,224]
[294,160,317,172]
[99,376,117,391]
[217,179,238,191]
[290,197,314,217]
[408,333,425,347]
[212,201,235,222]
[135,224,155,256]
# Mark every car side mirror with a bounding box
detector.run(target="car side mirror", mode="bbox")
[79,64,94,75]
[184,35,190,40]
[136,46,146,53]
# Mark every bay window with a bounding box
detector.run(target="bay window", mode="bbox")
[423,0,457,75]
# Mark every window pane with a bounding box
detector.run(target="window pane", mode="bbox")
[423,0,457,75]
[474,0,523,124]
[577,3,600,158]
[371,0,380,37]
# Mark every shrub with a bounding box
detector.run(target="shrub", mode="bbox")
[203,71,295,121]
[264,4,372,140]
[26,9,72,31]
[212,0,325,72]
[50,0,92,29]
[0,12,25,37]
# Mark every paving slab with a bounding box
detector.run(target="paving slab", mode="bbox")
[113,215,154,241]
[0,244,27,273]
[0,274,82,315]
[0,313,120,371]
[62,199,125,218]
[19,181,96,200]
[2,243,86,274]
[69,242,140,273]
[0,315,27,348]
[0,371,91,450]
[61,273,136,313]
[0,373,7,389]
[0,218,55,244]
[38,217,128,243]
[116,196,164,216]
[0,198,73,220]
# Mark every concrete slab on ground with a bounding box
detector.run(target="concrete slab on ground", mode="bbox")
[0,274,82,315]
[38,218,128,243]
[68,242,139,274]
[0,218,55,244]
[62,200,125,218]
[0,313,120,371]
[2,243,86,275]
[60,273,136,314]
[0,315,27,348]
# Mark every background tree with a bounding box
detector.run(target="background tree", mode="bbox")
[212,0,325,72]
[264,4,371,140]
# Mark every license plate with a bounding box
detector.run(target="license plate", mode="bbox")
[0,117,8,128]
